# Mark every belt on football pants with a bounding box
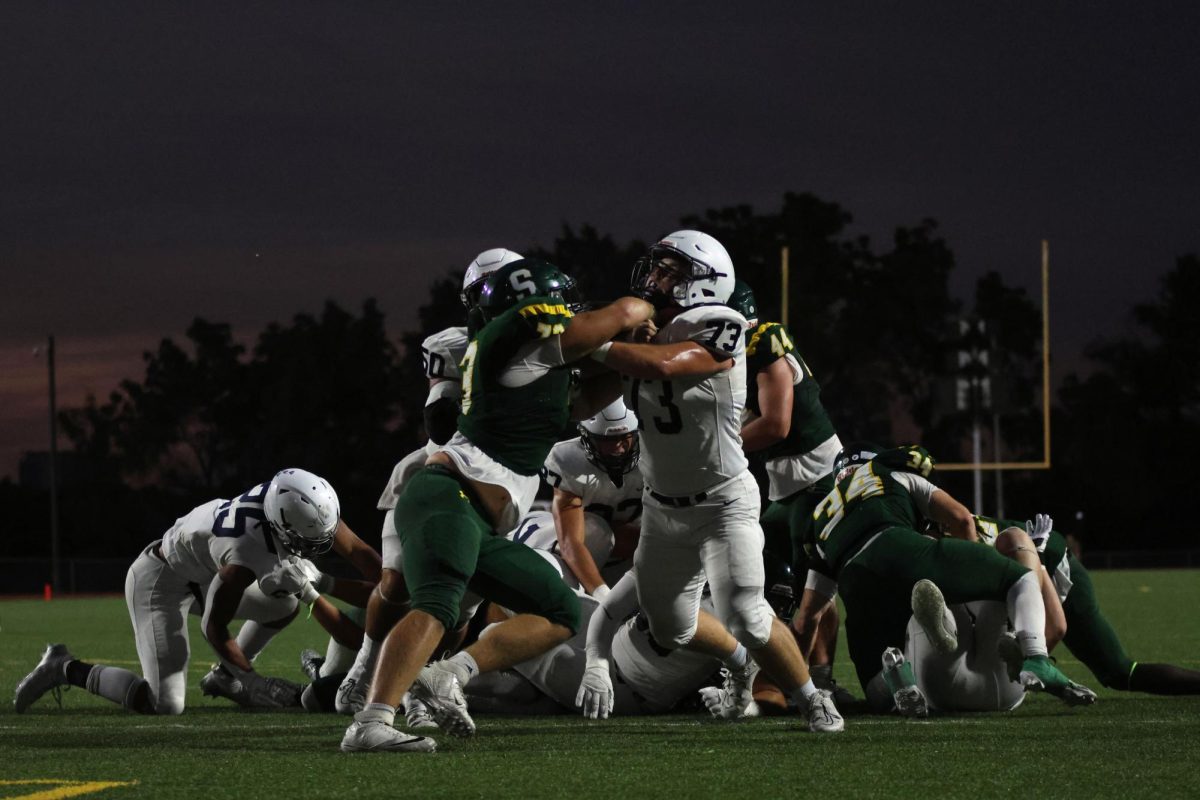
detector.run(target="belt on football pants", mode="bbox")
[648,489,708,508]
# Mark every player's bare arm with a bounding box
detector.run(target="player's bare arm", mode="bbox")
[742,356,795,451]
[202,564,259,673]
[559,296,656,362]
[551,487,607,594]
[927,490,978,541]
[603,339,733,380]
[332,520,382,583]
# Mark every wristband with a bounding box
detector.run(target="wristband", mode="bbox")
[589,341,614,363]
[299,582,320,606]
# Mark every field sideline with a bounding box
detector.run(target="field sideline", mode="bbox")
[2,570,1198,799]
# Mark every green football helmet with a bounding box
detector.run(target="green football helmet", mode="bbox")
[727,279,759,326]
[763,551,798,619]
[476,259,581,323]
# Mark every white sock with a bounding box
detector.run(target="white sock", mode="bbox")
[85,665,147,710]
[355,702,396,726]
[321,637,358,678]
[443,651,479,686]
[236,621,282,662]
[721,643,749,671]
[345,635,381,682]
[1007,571,1048,658]
[789,679,819,706]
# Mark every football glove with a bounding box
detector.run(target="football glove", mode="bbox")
[575,656,614,720]
[259,557,326,603]
[1025,513,1054,553]
[242,671,303,708]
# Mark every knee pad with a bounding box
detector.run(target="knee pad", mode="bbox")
[726,600,774,650]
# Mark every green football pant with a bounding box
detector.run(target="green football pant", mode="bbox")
[838,528,1030,690]
[1060,553,1135,689]
[759,474,834,582]
[394,467,581,634]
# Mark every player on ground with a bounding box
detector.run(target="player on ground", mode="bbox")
[340,259,656,753]
[795,443,1095,714]
[579,230,844,733]
[14,469,381,715]
[974,514,1200,695]
[540,398,643,597]
[337,248,523,714]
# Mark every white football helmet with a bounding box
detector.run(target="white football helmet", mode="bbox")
[461,248,524,309]
[631,230,735,308]
[264,468,340,557]
[578,399,640,477]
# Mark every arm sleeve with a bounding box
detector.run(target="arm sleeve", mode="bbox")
[498,336,568,387]
[585,570,640,659]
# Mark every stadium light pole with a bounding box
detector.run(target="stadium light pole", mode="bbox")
[780,245,790,327]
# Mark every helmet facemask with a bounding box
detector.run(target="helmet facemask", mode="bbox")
[269,520,335,559]
[579,428,640,486]
[631,245,724,309]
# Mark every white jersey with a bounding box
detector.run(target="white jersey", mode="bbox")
[626,304,749,496]
[421,326,470,382]
[612,596,722,711]
[506,510,616,593]
[158,483,285,585]
[542,438,644,528]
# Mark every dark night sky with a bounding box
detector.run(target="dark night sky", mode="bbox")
[2,3,1198,477]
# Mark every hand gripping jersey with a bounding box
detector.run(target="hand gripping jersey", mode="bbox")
[744,322,838,461]
[626,305,750,496]
[542,438,644,528]
[811,460,935,575]
[421,326,470,382]
[456,296,575,476]
[158,483,285,585]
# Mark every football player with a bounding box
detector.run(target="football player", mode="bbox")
[726,279,845,695]
[578,230,844,733]
[340,259,656,753]
[974,514,1200,695]
[796,443,1096,713]
[338,248,523,714]
[14,469,381,716]
[540,397,643,597]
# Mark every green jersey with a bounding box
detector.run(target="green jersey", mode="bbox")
[812,459,930,574]
[744,322,837,460]
[456,296,574,476]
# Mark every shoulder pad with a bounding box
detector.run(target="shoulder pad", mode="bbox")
[514,296,574,339]
[665,305,747,356]
[746,322,796,361]
[422,327,469,379]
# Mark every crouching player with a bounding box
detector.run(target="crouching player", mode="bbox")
[14,469,375,715]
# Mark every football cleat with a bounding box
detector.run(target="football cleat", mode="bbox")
[410,663,476,738]
[199,664,246,705]
[706,661,761,719]
[300,649,325,683]
[340,721,436,753]
[881,647,928,718]
[806,688,845,733]
[13,643,74,713]
[1018,655,1098,706]
[335,674,367,715]
[403,691,440,730]
[911,579,957,653]
[698,685,761,719]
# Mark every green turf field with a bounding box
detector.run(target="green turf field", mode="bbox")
[2,569,1199,800]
